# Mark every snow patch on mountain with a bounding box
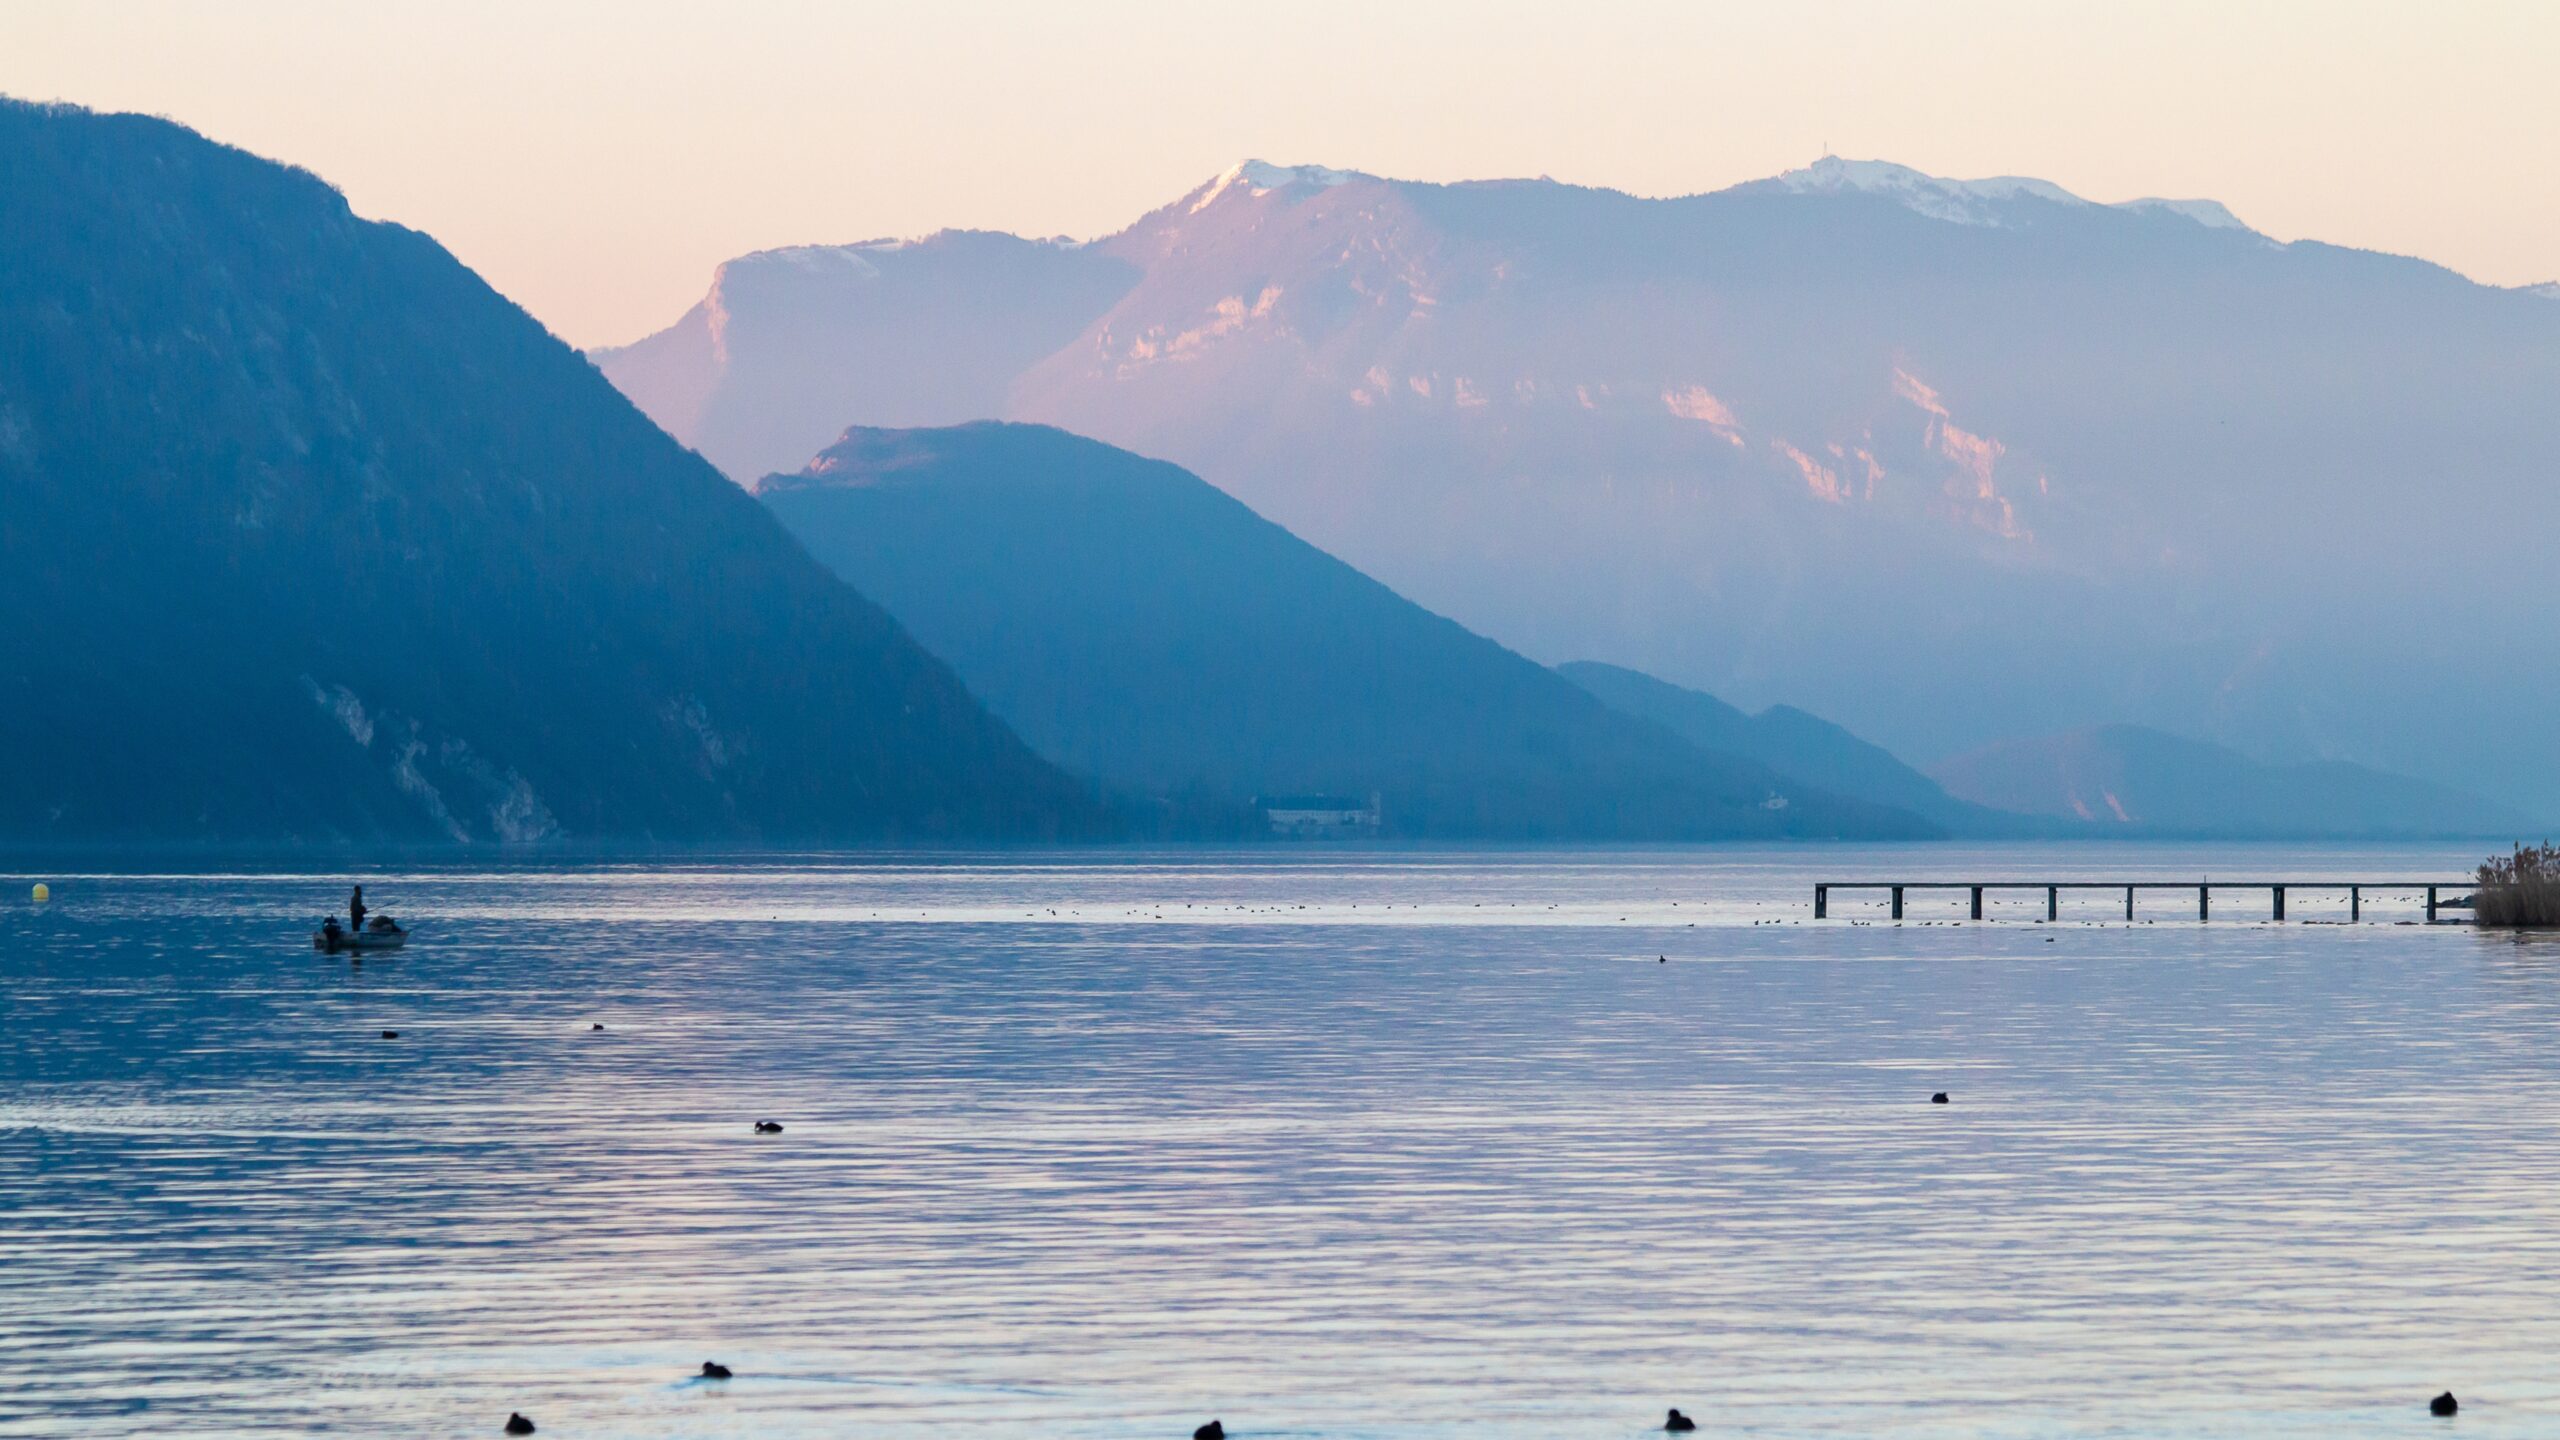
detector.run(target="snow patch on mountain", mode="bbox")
[1777,157,2083,226]
[1891,366,1950,418]
[1776,157,2255,235]
[1662,385,1746,447]
[1118,286,1285,370]
[1190,160,1369,213]
[719,234,1034,283]
[731,243,889,276]
[1774,440,1844,504]
[1891,365,2033,541]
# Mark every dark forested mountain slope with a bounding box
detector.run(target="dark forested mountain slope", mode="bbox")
[759,422,1936,840]
[0,99,1095,845]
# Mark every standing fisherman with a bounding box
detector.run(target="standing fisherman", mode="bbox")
[350,884,366,932]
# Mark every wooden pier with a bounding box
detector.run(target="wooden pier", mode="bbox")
[1813,881,2480,923]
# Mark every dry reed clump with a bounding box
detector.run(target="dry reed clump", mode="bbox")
[2474,843,2560,927]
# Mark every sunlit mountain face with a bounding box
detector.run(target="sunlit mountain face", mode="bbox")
[596,159,2560,817]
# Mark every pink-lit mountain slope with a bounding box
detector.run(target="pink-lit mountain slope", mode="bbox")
[594,158,2560,820]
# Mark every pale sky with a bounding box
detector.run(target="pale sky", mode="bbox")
[4,0,2552,348]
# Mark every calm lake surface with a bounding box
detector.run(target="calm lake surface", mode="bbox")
[5,843,2558,1439]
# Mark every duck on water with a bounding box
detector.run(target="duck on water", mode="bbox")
[314,883,407,952]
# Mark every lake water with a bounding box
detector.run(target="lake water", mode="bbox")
[5,843,2558,1439]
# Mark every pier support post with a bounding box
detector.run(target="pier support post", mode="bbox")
[1814,879,2451,929]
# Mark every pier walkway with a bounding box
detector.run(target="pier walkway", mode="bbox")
[1813,880,2480,923]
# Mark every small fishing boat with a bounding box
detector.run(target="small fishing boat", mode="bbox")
[314,916,408,952]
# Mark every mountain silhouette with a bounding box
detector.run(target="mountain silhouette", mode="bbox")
[759,422,1937,840]
[0,99,1097,846]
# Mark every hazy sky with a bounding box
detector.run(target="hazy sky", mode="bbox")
[5,0,2553,347]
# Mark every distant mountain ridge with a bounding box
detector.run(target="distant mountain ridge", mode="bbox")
[758,422,1938,841]
[1762,155,2253,232]
[1556,661,2032,836]
[1931,725,2529,839]
[601,231,1136,485]
[0,98,1096,846]
[597,154,2560,819]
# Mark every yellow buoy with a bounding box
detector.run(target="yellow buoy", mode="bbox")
[31,883,49,903]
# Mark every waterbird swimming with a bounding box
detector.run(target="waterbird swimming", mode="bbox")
[1665,1409,1697,1432]
[700,1361,732,1379]
[2433,1392,2459,1416]
[1194,1422,1225,1440]
[504,1415,536,1435]
[1931,1092,1949,1104]
[754,1121,784,1134]
[381,1030,400,1040]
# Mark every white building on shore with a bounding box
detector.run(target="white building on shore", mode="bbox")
[1256,793,1383,838]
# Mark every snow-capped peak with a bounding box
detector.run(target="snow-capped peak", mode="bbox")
[1190,159,1369,213]
[1776,157,2083,225]
[1773,156,2254,234]
[733,243,885,276]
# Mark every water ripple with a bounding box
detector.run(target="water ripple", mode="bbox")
[3,844,2557,1437]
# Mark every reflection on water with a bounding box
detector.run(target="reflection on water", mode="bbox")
[5,844,2560,1438]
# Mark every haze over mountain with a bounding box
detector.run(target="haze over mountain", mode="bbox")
[1556,660,2027,837]
[758,422,1936,840]
[598,156,2560,818]
[1932,725,2529,840]
[603,233,1136,484]
[0,99,1095,846]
